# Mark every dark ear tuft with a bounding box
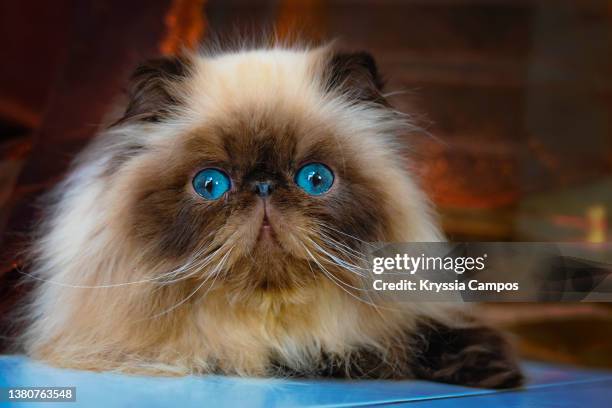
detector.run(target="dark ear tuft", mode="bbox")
[325,51,387,105]
[114,56,191,126]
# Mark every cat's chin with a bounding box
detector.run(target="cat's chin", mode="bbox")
[252,234,289,260]
[224,238,318,295]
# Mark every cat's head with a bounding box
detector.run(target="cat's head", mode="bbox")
[57,45,440,298]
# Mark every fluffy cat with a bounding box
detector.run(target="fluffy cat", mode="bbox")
[21,43,523,388]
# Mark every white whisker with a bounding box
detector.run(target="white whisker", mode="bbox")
[146,248,233,320]
[316,223,376,248]
[301,244,368,293]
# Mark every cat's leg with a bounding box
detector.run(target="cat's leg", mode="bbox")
[270,346,411,380]
[409,320,524,389]
[273,322,523,388]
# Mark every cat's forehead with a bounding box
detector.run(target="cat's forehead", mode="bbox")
[180,106,342,171]
[176,49,346,167]
[188,48,326,112]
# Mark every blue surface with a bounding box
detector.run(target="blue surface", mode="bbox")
[0,355,611,407]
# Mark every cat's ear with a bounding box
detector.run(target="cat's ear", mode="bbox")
[114,55,191,126]
[324,51,388,105]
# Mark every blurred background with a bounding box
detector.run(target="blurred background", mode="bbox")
[0,0,611,368]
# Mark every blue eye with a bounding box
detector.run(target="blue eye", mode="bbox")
[295,163,334,196]
[192,168,231,200]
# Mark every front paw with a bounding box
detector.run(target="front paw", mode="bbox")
[412,322,524,389]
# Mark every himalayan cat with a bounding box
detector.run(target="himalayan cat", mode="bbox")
[21,43,523,388]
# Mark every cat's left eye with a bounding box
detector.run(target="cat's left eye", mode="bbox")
[192,168,231,200]
[295,163,334,196]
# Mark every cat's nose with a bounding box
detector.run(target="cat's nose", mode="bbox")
[254,181,273,197]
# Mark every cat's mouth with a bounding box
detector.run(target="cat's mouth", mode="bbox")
[257,213,276,242]
[247,200,303,258]
[255,200,282,247]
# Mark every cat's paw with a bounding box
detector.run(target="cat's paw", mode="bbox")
[412,322,524,389]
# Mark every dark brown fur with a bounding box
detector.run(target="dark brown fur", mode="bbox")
[325,51,388,105]
[411,320,524,388]
[115,55,192,125]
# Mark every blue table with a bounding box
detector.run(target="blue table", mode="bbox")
[0,355,610,407]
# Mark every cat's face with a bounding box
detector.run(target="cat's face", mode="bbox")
[98,48,437,296]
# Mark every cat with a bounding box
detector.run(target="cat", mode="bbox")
[21,43,523,388]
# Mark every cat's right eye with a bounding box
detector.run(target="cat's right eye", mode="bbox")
[295,163,334,196]
[192,168,231,200]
